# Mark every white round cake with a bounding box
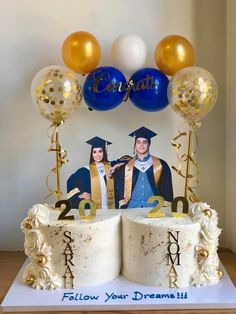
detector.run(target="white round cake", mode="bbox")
[122,204,222,288]
[21,204,121,289]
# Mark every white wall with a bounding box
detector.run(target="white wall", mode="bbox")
[0,0,227,250]
[193,0,226,246]
[226,0,236,252]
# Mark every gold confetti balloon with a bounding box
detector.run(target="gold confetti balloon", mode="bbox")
[168,67,218,122]
[31,66,82,125]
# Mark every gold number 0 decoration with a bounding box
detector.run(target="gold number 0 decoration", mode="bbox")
[171,196,188,218]
[79,200,97,220]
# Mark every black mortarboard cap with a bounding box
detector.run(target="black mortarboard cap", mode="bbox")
[86,136,112,149]
[129,127,157,141]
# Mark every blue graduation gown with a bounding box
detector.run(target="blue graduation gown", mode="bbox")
[115,158,173,208]
[67,161,119,209]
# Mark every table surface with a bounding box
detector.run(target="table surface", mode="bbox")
[0,249,235,314]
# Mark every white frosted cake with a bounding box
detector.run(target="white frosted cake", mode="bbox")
[21,204,121,289]
[21,202,223,289]
[122,202,222,288]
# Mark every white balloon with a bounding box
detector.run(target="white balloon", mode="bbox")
[110,34,147,74]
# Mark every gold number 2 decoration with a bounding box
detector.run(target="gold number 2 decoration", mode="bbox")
[146,196,165,218]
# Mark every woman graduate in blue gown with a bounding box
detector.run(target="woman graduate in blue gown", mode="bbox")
[67,137,123,209]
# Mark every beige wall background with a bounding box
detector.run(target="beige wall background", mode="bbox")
[0,0,232,251]
[226,0,236,253]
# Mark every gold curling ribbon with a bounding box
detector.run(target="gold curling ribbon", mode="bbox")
[45,122,68,200]
[171,121,201,203]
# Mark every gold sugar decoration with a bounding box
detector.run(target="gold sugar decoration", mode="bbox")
[36,254,47,266]
[25,274,35,286]
[197,248,209,261]
[45,122,69,201]
[171,120,200,203]
[23,219,33,229]
[202,208,212,219]
[217,269,224,279]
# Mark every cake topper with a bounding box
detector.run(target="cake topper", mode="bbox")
[31,65,82,200]
[168,67,218,203]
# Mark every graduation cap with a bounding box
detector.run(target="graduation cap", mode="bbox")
[129,127,157,143]
[86,136,112,150]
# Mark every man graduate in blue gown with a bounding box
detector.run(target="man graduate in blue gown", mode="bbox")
[116,127,173,209]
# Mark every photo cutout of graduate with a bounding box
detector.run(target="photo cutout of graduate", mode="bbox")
[67,136,119,209]
[116,127,173,209]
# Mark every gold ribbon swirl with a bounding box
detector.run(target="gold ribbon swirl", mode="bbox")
[45,122,68,200]
[171,121,201,203]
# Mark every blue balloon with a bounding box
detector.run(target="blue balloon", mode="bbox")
[129,68,169,112]
[83,66,127,111]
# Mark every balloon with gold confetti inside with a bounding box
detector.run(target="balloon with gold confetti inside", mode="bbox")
[31,66,82,125]
[168,66,218,203]
[168,67,218,122]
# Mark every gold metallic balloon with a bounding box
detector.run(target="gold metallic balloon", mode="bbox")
[62,31,101,74]
[31,66,82,124]
[168,67,218,122]
[155,35,195,76]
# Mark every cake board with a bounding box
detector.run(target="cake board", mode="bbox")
[1,259,236,312]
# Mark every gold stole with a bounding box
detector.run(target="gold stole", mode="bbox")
[124,156,162,203]
[89,162,115,209]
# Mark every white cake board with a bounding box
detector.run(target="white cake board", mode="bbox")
[1,260,236,312]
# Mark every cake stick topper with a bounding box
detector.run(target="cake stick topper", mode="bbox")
[168,66,218,203]
[31,65,82,201]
